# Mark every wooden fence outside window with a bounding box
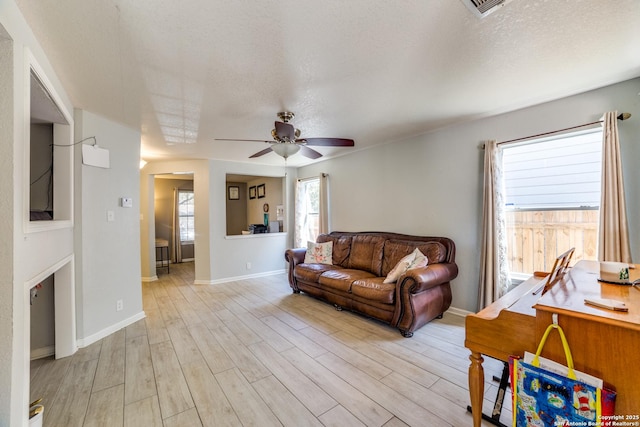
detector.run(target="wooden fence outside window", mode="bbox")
[505,209,598,275]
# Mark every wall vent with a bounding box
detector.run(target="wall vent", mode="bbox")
[461,0,514,18]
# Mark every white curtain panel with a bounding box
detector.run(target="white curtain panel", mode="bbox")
[294,180,307,248]
[598,111,632,263]
[478,140,511,310]
[318,173,330,235]
[294,174,329,248]
[172,188,182,263]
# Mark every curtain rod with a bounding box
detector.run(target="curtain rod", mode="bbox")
[495,112,631,147]
[297,173,328,182]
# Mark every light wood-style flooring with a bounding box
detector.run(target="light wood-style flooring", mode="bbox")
[30,262,509,426]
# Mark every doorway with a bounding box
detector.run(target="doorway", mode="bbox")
[154,174,196,273]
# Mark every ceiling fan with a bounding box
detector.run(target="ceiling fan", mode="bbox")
[216,111,355,159]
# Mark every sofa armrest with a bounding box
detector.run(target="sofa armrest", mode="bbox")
[399,263,459,293]
[393,262,458,336]
[284,248,307,291]
[284,248,306,266]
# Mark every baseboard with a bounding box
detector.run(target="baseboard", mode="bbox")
[194,269,287,285]
[141,275,158,282]
[76,310,146,348]
[447,306,472,318]
[30,345,55,360]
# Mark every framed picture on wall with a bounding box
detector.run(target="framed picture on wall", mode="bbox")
[257,184,265,198]
[228,186,239,200]
[249,186,256,199]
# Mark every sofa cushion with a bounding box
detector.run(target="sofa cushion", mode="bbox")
[294,263,342,283]
[351,278,396,304]
[317,234,352,266]
[347,235,386,275]
[304,241,333,264]
[319,269,376,293]
[382,240,447,276]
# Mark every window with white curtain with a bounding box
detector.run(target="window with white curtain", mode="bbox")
[295,177,320,247]
[501,128,603,277]
[178,190,195,243]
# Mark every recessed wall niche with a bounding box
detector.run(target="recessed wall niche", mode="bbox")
[226,174,284,236]
[26,53,73,230]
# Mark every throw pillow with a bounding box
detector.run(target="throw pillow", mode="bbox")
[383,251,417,284]
[304,241,333,265]
[408,248,428,270]
[383,248,429,284]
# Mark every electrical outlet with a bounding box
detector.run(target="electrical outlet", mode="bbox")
[246,262,252,270]
[116,299,123,311]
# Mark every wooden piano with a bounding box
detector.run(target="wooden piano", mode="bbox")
[465,260,640,427]
[465,272,543,426]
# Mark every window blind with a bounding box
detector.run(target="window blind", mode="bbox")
[502,129,602,210]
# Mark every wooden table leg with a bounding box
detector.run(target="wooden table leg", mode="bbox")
[468,351,485,427]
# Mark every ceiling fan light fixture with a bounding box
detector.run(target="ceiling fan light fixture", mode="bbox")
[271,143,300,159]
[216,111,354,160]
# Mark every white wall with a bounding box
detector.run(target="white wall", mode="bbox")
[0,30,16,426]
[74,109,143,344]
[209,160,293,282]
[1,1,77,424]
[298,78,640,313]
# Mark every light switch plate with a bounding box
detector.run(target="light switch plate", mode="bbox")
[107,210,115,222]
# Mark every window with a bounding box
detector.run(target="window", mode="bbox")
[178,191,194,242]
[502,129,602,277]
[296,177,320,246]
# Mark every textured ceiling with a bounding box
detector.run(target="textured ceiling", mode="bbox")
[14,0,640,166]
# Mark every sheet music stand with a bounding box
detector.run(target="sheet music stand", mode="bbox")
[534,247,575,295]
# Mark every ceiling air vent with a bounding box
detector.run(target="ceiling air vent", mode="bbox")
[461,0,514,18]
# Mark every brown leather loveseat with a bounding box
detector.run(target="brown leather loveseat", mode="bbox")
[284,231,458,337]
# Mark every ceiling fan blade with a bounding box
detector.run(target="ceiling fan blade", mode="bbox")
[215,138,273,143]
[249,147,274,158]
[299,137,354,147]
[300,146,323,159]
[275,121,295,140]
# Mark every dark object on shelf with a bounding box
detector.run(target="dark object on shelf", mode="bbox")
[30,210,53,221]
[249,224,267,234]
